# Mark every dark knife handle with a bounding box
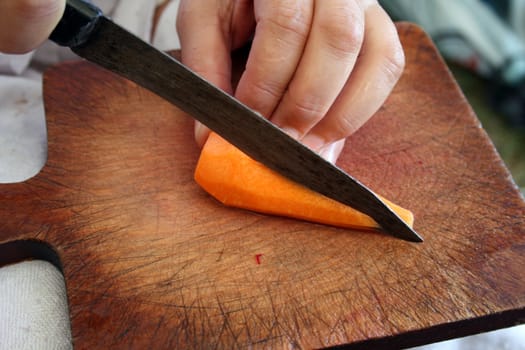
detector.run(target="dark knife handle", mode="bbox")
[50,0,103,47]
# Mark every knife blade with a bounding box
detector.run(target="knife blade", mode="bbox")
[49,0,423,242]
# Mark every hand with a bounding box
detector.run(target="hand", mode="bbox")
[177,0,405,163]
[0,0,66,53]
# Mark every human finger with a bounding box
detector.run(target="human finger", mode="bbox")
[177,0,257,146]
[234,0,314,120]
[177,0,234,146]
[269,0,365,144]
[0,0,65,53]
[304,2,405,149]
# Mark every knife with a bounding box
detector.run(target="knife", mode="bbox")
[49,0,423,242]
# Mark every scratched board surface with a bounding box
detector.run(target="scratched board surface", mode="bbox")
[1,24,524,349]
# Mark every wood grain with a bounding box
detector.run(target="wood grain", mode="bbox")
[1,23,524,349]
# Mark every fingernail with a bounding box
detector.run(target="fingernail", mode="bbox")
[319,140,346,163]
[194,122,210,147]
[319,143,339,163]
[302,133,326,152]
[281,127,301,140]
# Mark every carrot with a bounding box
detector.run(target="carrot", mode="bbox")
[194,132,414,231]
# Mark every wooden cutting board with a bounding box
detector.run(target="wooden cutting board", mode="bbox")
[1,23,524,349]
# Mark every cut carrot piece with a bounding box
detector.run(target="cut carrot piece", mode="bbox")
[194,132,414,230]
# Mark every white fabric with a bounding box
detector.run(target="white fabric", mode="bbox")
[0,76,46,183]
[152,0,181,51]
[0,261,71,350]
[0,0,524,349]
[0,52,34,75]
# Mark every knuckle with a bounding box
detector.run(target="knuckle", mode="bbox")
[318,6,364,58]
[333,114,361,138]
[266,16,310,43]
[260,2,312,42]
[380,39,406,83]
[289,95,326,125]
[239,77,284,116]
[250,78,284,102]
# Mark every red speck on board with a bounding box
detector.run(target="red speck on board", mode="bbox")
[255,254,263,265]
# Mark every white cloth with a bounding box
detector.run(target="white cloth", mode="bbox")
[0,52,34,76]
[0,1,524,349]
[0,261,71,350]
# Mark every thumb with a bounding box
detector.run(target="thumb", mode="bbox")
[0,0,66,53]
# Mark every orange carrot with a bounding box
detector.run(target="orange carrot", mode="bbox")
[194,132,414,230]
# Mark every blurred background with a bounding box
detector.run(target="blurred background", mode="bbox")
[381,0,525,196]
